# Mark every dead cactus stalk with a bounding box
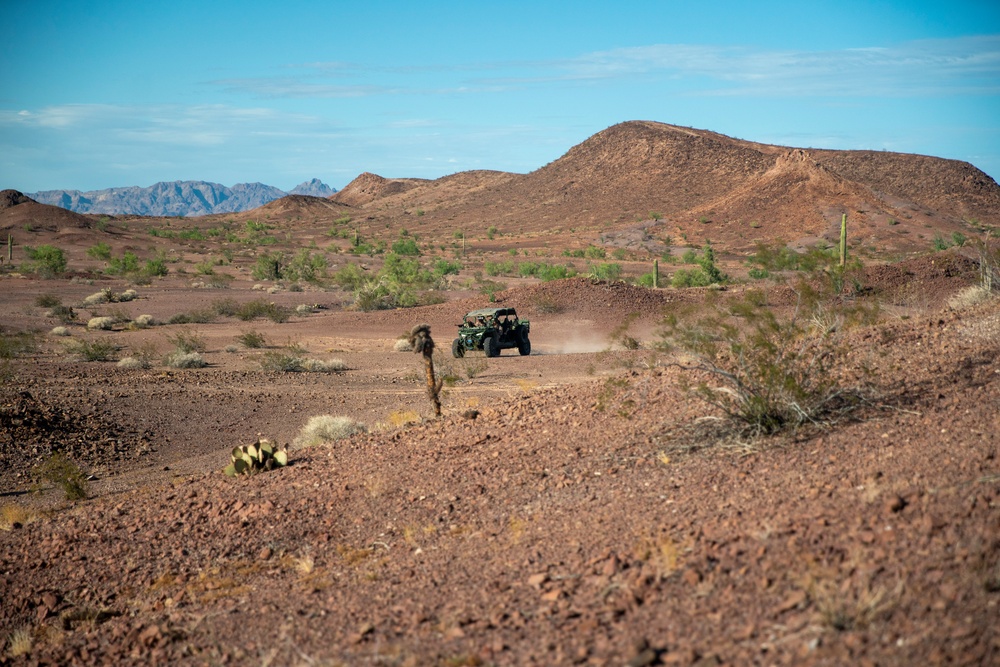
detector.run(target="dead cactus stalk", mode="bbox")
[409,323,443,417]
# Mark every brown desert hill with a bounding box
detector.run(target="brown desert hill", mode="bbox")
[331,171,429,207]
[245,194,351,223]
[0,190,96,233]
[323,121,1000,253]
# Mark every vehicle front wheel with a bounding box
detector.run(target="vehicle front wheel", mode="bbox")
[484,335,499,358]
[452,338,465,358]
[518,336,531,356]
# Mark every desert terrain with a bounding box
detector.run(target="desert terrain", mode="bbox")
[2,121,1000,665]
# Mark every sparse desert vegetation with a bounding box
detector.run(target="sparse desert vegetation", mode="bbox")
[1,122,999,665]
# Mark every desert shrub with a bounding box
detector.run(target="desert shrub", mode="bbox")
[636,271,659,287]
[584,245,607,259]
[212,297,241,317]
[332,263,367,290]
[87,316,115,331]
[82,290,110,307]
[485,260,514,277]
[432,258,462,277]
[299,358,347,373]
[748,240,803,272]
[106,251,140,276]
[659,286,869,437]
[87,242,112,261]
[237,299,290,323]
[948,285,992,310]
[293,415,366,448]
[259,350,305,372]
[164,350,206,368]
[50,326,70,337]
[166,329,206,353]
[390,230,421,256]
[285,249,328,283]
[23,245,67,276]
[393,337,412,352]
[238,330,267,348]
[589,263,622,281]
[478,280,507,302]
[67,337,119,362]
[34,453,88,500]
[167,309,216,325]
[0,330,37,358]
[252,252,284,281]
[144,257,169,277]
[35,294,61,308]
[670,245,728,287]
[295,304,314,314]
[117,356,149,370]
[132,314,156,328]
[47,304,77,323]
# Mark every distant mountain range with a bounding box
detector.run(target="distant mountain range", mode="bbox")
[27,179,337,217]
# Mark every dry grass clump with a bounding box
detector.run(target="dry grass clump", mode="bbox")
[132,314,157,328]
[294,415,366,448]
[87,316,115,331]
[1,503,39,531]
[948,285,993,310]
[117,356,150,370]
[50,326,70,337]
[300,358,347,373]
[393,337,413,352]
[82,291,109,307]
[259,351,346,373]
[5,625,33,658]
[164,351,207,369]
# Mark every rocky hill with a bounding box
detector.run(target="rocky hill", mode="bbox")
[331,121,1000,252]
[27,179,337,217]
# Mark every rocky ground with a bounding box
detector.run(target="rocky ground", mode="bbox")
[1,257,999,666]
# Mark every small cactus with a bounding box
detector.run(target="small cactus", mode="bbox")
[224,438,289,476]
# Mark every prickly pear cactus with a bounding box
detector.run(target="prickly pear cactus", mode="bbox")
[224,438,289,476]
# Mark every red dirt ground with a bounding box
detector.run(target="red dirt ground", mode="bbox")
[1,254,998,666]
[2,120,1000,664]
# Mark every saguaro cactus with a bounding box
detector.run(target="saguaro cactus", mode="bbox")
[839,213,848,268]
[409,323,443,417]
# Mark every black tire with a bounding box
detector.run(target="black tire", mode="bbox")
[518,335,531,356]
[452,338,465,359]
[483,335,499,358]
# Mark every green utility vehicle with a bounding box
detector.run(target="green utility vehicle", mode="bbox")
[452,307,530,358]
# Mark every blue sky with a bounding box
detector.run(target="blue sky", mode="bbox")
[2,0,999,193]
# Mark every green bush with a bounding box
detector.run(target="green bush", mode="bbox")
[285,249,328,283]
[237,299,290,323]
[589,263,622,281]
[166,329,206,353]
[106,251,140,276]
[390,230,421,256]
[238,330,267,348]
[67,337,119,362]
[34,453,88,500]
[252,253,284,281]
[670,245,728,287]
[23,245,67,276]
[658,286,868,436]
[86,242,112,261]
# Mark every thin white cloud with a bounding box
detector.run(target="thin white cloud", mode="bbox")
[555,35,1000,97]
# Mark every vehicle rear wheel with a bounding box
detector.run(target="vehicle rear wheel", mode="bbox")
[452,338,465,358]
[518,335,531,356]
[484,335,499,358]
